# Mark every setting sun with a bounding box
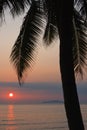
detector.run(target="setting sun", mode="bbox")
[9,93,14,97]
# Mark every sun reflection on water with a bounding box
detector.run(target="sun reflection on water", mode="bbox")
[6,105,16,130]
[8,105,14,120]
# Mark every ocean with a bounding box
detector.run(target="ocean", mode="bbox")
[0,104,87,130]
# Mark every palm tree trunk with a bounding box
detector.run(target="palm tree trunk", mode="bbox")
[55,0,84,129]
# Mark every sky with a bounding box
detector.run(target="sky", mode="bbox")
[0,82,62,104]
[0,10,61,104]
[0,9,87,104]
[0,11,60,83]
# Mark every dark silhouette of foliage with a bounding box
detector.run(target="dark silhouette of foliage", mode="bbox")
[0,0,87,82]
[10,1,45,84]
[0,0,87,129]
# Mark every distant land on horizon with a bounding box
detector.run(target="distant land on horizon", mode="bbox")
[0,99,87,105]
[42,100,63,104]
[0,82,87,104]
[0,100,63,105]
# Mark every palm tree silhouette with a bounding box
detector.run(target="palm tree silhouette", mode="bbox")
[0,0,87,129]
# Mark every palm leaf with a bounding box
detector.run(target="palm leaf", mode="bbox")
[0,0,31,18]
[43,0,58,46]
[74,0,87,21]
[43,23,58,45]
[10,1,45,84]
[73,7,87,77]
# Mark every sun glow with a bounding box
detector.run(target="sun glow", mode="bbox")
[9,93,14,97]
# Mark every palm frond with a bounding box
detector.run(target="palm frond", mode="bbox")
[43,0,58,46]
[10,1,45,84]
[0,0,31,18]
[73,0,87,77]
[74,0,87,21]
[73,12,87,77]
[43,23,58,45]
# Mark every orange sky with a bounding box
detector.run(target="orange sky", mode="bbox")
[0,11,61,83]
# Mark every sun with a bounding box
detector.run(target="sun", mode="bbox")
[9,93,14,97]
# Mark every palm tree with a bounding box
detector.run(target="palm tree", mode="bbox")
[0,0,87,129]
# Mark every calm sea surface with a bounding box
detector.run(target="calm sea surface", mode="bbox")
[0,104,87,130]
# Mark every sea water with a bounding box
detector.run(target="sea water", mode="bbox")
[0,104,87,130]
